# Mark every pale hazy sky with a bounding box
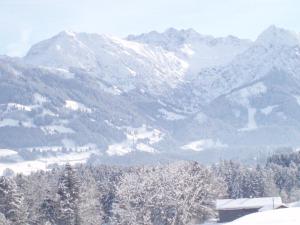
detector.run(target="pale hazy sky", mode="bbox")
[0,0,299,56]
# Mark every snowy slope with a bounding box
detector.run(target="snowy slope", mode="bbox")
[128,28,252,75]
[192,26,300,101]
[228,208,300,225]
[24,31,188,94]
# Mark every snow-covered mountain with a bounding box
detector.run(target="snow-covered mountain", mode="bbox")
[24,31,188,94]
[1,25,300,173]
[128,28,251,75]
[192,25,300,101]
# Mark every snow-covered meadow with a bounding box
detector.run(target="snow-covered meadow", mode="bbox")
[228,208,300,225]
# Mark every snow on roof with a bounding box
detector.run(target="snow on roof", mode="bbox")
[216,197,282,210]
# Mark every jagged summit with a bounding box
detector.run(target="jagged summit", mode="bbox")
[128,27,251,46]
[24,30,96,70]
[58,30,77,37]
[255,25,300,47]
[127,27,204,51]
[128,27,202,39]
[192,25,300,102]
[127,27,251,72]
[23,29,188,94]
[160,27,203,40]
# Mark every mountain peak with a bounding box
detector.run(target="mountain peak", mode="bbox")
[57,30,77,38]
[163,27,199,37]
[255,25,300,47]
[127,28,202,43]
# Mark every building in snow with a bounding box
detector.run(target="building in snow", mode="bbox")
[216,197,287,223]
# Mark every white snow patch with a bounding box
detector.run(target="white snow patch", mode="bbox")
[230,82,267,106]
[180,44,195,56]
[7,103,32,112]
[181,139,227,151]
[127,67,137,76]
[239,107,258,131]
[125,125,164,144]
[106,143,132,156]
[0,118,19,127]
[240,82,268,97]
[157,99,167,107]
[40,108,58,117]
[41,125,74,135]
[26,144,96,153]
[261,105,278,115]
[230,83,267,132]
[65,100,92,113]
[105,85,123,95]
[21,119,36,128]
[65,100,80,110]
[27,146,64,153]
[64,30,76,37]
[158,108,186,121]
[294,95,300,105]
[0,149,18,157]
[104,120,122,130]
[0,144,98,175]
[136,143,157,153]
[39,66,75,79]
[0,118,35,128]
[228,208,300,225]
[0,150,95,175]
[33,93,47,104]
[106,125,164,156]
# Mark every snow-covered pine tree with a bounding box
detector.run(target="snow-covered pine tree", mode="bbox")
[256,165,279,197]
[0,176,28,225]
[39,192,57,225]
[78,169,103,225]
[57,164,81,225]
[215,160,244,198]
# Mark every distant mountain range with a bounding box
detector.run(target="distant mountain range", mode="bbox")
[1,25,300,173]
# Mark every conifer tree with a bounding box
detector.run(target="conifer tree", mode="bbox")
[57,164,81,225]
[0,176,28,225]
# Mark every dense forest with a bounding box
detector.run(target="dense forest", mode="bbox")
[1,151,300,225]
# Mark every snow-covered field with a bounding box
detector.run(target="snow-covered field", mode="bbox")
[182,139,227,151]
[0,149,18,157]
[0,145,98,175]
[227,208,300,225]
[201,208,300,225]
[106,125,163,156]
[0,150,95,175]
